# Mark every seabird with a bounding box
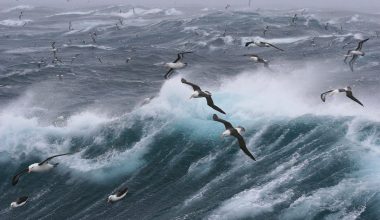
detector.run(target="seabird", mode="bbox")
[96,56,103,63]
[89,32,97,43]
[51,42,58,56]
[118,18,123,25]
[52,55,63,64]
[19,11,23,20]
[181,78,226,114]
[243,54,269,67]
[164,52,192,79]
[108,187,128,203]
[291,14,298,24]
[11,196,28,208]
[212,114,255,161]
[225,4,231,10]
[263,26,269,36]
[321,86,364,106]
[115,23,121,30]
[324,22,329,30]
[70,54,81,64]
[311,37,317,47]
[245,40,284,51]
[69,21,73,31]
[12,153,73,185]
[344,38,369,72]
[126,57,132,63]
[37,58,46,68]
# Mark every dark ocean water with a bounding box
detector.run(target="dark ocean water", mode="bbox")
[1,4,380,220]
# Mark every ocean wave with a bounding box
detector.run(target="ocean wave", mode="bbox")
[2,5,34,13]
[0,19,32,27]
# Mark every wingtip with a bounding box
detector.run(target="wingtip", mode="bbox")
[212,114,218,120]
[12,178,18,186]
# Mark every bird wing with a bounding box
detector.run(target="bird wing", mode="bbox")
[320,90,334,102]
[344,50,352,63]
[266,42,284,51]
[206,96,226,114]
[38,153,72,165]
[243,54,259,58]
[173,53,181,63]
[213,114,233,129]
[245,41,254,47]
[116,187,129,197]
[232,132,256,161]
[349,55,358,72]
[346,91,364,106]
[12,168,28,186]
[164,68,174,79]
[356,38,369,51]
[181,78,201,91]
[173,52,192,63]
[17,196,28,204]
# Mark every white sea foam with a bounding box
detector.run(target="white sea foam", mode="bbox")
[2,5,34,13]
[0,19,32,27]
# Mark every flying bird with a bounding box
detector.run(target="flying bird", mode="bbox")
[108,187,128,203]
[118,18,123,25]
[213,114,256,161]
[344,38,369,72]
[263,26,269,36]
[181,78,226,114]
[96,56,103,63]
[70,54,81,64]
[245,40,284,51]
[69,21,73,30]
[12,153,73,186]
[243,54,270,68]
[321,86,364,106]
[324,22,329,30]
[51,41,58,56]
[291,14,298,24]
[164,52,192,79]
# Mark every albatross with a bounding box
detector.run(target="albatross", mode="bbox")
[164,52,192,79]
[344,38,369,72]
[213,114,256,161]
[243,54,270,67]
[245,40,284,51]
[321,86,364,106]
[181,78,226,114]
[11,196,28,208]
[12,153,73,186]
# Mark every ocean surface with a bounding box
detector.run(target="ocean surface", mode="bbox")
[1,4,380,220]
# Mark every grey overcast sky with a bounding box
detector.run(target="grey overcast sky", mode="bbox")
[0,0,379,12]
